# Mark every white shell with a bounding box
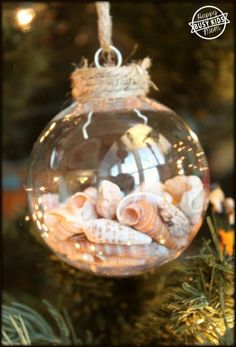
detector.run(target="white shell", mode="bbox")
[96,180,123,219]
[83,187,98,205]
[162,191,173,204]
[82,218,152,245]
[67,192,97,221]
[179,176,204,225]
[133,181,164,196]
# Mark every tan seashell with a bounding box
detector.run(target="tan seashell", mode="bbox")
[40,193,60,211]
[164,175,191,204]
[117,192,190,249]
[96,180,123,219]
[44,207,83,243]
[71,234,168,259]
[117,193,169,246]
[44,192,97,247]
[82,218,152,245]
[83,187,98,205]
[158,199,191,249]
[117,192,163,223]
[67,192,97,220]
[179,175,204,225]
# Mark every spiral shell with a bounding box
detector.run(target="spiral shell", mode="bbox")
[164,175,191,204]
[117,192,190,249]
[67,192,97,220]
[179,175,204,225]
[96,180,123,219]
[82,218,152,245]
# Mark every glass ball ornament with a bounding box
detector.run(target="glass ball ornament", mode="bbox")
[27,96,210,277]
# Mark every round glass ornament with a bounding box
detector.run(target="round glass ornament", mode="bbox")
[27,96,210,277]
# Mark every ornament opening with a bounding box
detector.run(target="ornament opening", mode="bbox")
[27,96,210,276]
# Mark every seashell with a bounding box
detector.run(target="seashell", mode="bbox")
[66,192,97,221]
[83,187,98,205]
[44,207,84,243]
[157,198,191,248]
[164,175,191,204]
[96,180,123,219]
[162,191,173,204]
[117,192,191,249]
[40,193,60,211]
[72,234,167,259]
[134,181,164,196]
[82,218,152,245]
[179,175,204,225]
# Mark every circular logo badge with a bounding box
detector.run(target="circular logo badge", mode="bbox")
[189,5,230,40]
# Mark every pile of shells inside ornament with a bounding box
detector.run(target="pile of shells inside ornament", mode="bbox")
[27,98,210,276]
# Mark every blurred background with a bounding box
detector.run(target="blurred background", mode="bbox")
[2,1,234,220]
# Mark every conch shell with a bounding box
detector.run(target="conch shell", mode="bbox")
[82,218,152,245]
[164,176,191,204]
[117,192,190,249]
[96,180,123,219]
[179,175,204,225]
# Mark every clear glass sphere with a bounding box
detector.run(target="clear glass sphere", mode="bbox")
[27,96,210,277]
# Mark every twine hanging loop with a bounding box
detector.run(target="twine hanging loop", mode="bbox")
[71,2,157,103]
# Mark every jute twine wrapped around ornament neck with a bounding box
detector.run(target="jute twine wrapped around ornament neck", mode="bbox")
[71,2,157,104]
[71,58,157,103]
